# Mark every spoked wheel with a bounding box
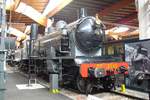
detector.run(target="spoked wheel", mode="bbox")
[76,75,93,94]
[76,75,86,93]
[103,82,114,90]
[86,82,93,95]
[102,76,115,91]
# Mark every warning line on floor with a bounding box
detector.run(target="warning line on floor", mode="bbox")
[16,84,45,90]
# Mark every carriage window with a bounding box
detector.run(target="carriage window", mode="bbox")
[105,43,124,56]
[107,46,114,55]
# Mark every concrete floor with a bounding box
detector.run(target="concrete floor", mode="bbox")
[4,71,71,100]
[4,66,149,100]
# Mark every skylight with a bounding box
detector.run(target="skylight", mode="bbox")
[113,26,129,33]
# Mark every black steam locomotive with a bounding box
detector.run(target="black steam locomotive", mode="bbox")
[13,9,128,93]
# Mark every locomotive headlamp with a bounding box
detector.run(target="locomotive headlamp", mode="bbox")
[94,68,105,78]
[88,67,105,78]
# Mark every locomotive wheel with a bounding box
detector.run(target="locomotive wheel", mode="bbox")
[76,75,86,93]
[76,76,93,94]
[102,76,114,90]
[103,82,114,90]
[86,82,93,95]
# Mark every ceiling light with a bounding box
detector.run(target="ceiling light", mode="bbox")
[105,30,111,34]
[113,26,129,33]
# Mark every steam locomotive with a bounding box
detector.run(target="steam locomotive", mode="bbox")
[13,9,128,93]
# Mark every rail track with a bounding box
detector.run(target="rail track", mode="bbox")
[8,66,149,100]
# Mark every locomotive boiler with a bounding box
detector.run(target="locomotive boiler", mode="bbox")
[13,9,129,94]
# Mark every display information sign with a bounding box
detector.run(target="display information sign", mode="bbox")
[125,40,150,91]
